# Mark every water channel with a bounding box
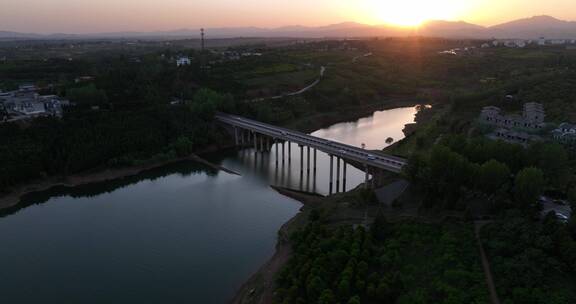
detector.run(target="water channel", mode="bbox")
[0,106,418,303]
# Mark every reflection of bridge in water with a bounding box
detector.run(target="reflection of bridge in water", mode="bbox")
[216,113,407,194]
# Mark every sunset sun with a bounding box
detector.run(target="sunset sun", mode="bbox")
[362,0,475,27]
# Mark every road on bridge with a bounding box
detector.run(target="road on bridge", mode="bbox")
[216,113,407,173]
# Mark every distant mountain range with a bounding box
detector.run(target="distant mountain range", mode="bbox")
[2,15,576,40]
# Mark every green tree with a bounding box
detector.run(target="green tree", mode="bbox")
[514,167,545,206]
[371,210,390,241]
[172,136,194,157]
[568,188,576,211]
[536,143,570,189]
[337,278,351,299]
[307,276,326,301]
[476,159,511,194]
[318,289,336,304]
[188,88,235,119]
[403,153,427,182]
[347,295,361,304]
[67,84,108,106]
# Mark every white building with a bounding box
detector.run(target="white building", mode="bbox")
[538,37,546,46]
[550,39,566,45]
[515,40,527,48]
[0,86,66,122]
[552,123,576,144]
[176,57,191,67]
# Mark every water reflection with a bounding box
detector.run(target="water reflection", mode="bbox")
[213,106,418,195]
[0,160,300,304]
[1,161,217,218]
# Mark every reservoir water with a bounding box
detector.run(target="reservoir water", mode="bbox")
[0,106,417,303]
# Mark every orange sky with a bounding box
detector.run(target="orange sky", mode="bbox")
[2,0,576,33]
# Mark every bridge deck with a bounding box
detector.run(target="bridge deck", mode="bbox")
[216,113,406,173]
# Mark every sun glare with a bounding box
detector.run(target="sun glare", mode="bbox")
[361,0,474,27]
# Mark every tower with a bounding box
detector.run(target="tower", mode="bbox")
[201,28,205,52]
[200,28,206,71]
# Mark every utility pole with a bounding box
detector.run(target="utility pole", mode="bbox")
[201,28,205,52]
[200,28,206,72]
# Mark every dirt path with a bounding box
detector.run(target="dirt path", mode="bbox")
[474,221,501,304]
[249,66,326,102]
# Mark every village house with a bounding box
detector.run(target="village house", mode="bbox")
[176,56,191,67]
[479,102,546,130]
[552,123,576,145]
[479,102,547,145]
[490,128,542,145]
[538,37,546,46]
[0,85,68,123]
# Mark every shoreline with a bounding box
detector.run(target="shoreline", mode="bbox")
[0,98,419,212]
[0,143,236,211]
[231,187,325,304]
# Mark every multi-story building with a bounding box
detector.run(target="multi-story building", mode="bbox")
[0,86,67,123]
[523,102,545,124]
[479,103,547,145]
[479,103,546,130]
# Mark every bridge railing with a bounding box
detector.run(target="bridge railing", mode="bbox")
[216,113,406,173]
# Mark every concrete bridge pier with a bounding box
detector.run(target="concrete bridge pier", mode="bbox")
[343,161,347,192]
[306,146,311,177]
[288,142,292,164]
[282,142,285,164]
[336,157,341,193]
[313,149,317,177]
[329,155,334,195]
[253,132,257,152]
[259,136,265,153]
[364,164,370,189]
[299,145,304,175]
[275,139,279,166]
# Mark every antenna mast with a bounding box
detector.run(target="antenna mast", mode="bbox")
[200,28,206,71]
[201,28,205,52]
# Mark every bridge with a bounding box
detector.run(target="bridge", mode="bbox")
[216,113,407,193]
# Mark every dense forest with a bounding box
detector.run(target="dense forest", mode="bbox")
[274,212,489,304]
[482,211,576,303]
[404,135,575,210]
[0,88,238,192]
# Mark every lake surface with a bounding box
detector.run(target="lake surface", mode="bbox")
[0,106,417,303]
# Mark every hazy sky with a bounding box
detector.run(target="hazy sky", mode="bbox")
[2,0,576,33]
